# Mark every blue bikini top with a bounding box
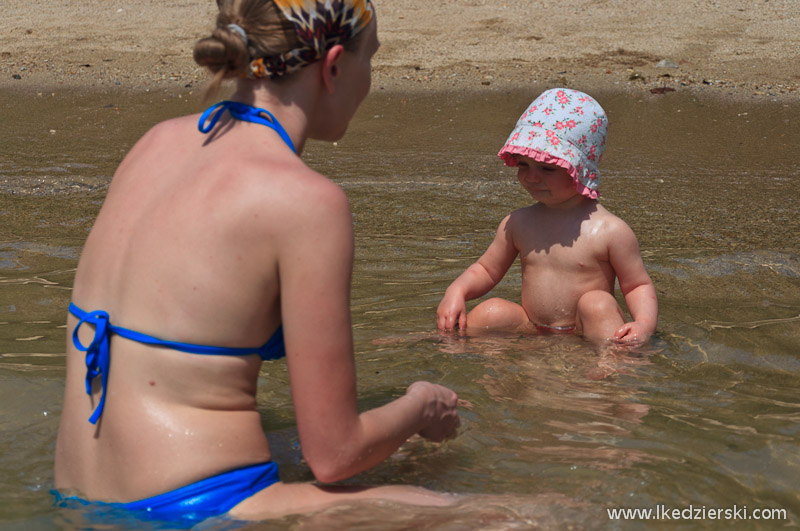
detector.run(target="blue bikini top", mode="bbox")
[198,100,297,153]
[70,303,284,424]
[72,101,294,425]
[70,303,285,424]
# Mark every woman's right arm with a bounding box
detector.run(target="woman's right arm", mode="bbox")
[277,176,459,484]
[436,215,518,330]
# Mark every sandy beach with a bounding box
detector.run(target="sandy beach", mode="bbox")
[2,0,798,101]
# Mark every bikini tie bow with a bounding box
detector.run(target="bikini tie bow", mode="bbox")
[71,306,112,425]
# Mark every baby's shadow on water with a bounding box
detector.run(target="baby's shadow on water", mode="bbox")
[375,330,661,472]
[470,334,658,472]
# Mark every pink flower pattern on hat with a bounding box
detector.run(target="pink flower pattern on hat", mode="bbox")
[498,88,608,199]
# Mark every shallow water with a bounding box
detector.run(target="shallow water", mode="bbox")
[1,86,798,530]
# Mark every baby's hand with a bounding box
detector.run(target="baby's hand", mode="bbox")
[613,321,653,347]
[436,290,467,331]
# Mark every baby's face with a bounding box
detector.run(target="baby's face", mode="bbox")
[514,155,580,207]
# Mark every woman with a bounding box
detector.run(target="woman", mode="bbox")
[54,0,460,525]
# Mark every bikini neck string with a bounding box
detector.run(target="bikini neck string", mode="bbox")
[198,100,297,154]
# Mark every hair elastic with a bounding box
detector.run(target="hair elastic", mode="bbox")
[226,23,248,46]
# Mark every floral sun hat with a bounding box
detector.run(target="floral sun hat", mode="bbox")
[498,88,608,199]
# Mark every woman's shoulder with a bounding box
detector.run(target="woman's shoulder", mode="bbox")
[124,114,198,157]
[145,114,197,137]
[271,167,351,223]
[242,151,347,204]
[224,152,352,235]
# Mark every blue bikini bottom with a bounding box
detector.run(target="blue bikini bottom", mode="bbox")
[52,461,279,528]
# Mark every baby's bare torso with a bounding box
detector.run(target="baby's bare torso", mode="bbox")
[510,202,618,327]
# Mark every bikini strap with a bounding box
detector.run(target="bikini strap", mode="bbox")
[197,100,297,153]
[69,302,283,424]
[258,325,285,361]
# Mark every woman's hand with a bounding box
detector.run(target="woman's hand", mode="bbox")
[405,381,460,442]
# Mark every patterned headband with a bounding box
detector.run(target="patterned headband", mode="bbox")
[249,0,374,79]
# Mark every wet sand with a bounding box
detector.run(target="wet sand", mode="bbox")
[2,0,799,101]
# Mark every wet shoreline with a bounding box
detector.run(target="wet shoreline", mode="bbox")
[3,84,799,196]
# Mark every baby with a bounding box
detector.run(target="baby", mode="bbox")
[437,88,657,346]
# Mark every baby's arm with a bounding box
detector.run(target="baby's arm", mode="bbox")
[608,221,658,346]
[437,215,518,330]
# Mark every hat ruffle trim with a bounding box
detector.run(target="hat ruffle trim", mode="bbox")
[498,144,600,200]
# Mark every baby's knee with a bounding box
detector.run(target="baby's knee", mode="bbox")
[472,297,509,313]
[576,290,621,320]
[467,298,527,329]
[467,298,503,325]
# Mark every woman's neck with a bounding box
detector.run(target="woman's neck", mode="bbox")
[229,73,316,155]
